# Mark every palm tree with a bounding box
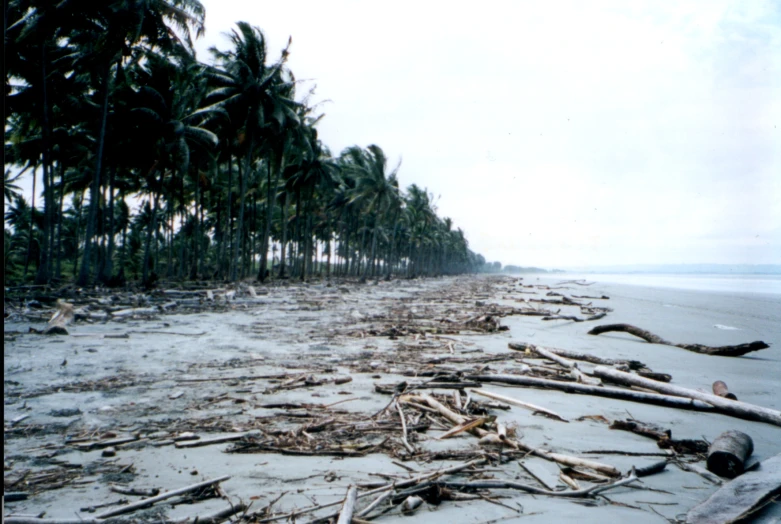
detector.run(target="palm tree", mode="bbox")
[341,145,400,280]
[205,22,298,281]
[124,48,217,285]
[72,0,206,286]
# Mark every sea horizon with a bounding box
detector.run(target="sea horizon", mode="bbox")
[538,271,781,296]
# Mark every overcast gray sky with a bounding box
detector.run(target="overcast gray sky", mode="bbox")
[195,0,780,269]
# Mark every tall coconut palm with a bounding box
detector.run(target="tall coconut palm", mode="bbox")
[206,22,298,281]
[124,48,217,285]
[72,0,206,286]
[341,144,400,280]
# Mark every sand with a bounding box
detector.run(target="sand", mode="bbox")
[4,274,781,522]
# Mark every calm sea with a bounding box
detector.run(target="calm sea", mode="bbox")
[556,273,781,296]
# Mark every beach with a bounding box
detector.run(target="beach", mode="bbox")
[4,274,781,522]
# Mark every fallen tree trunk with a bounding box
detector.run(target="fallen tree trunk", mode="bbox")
[587,323,769,357]
[686,453,781,524]
[467,374,715,412]
[593,367,781,427]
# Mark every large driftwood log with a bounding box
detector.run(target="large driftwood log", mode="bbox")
[593,367,781,427]
[686,453,781,524]
[467,374,715,412]
[587,323,769,357]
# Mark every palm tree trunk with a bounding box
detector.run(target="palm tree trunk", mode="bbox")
[232,138,252,281]
[78,62,110,286]
[142,193,159,287]
[73,191,84,278]
[224,152,233,280]
[102,167,116,283]
[55,163,65,279]
[35,39,54,285]
[258,155,279,282]
[23,166,37,280]
[278,190,288,278]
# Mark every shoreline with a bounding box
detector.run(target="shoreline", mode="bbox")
[4,274,780,522]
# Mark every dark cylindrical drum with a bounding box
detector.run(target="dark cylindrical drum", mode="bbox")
[706,430,754,478]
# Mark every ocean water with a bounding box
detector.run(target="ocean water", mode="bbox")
[555,273,781,296]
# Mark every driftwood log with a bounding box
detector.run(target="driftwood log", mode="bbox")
[707,431,754,479]
[587,323,769,357]
[467,374,715,412]
[593,367,781,427]
[686,453,781,524]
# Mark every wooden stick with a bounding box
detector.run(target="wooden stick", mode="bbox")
[175,502,248,524]
[356,488,394,517]
[336,486,358,524]
[509,343,594,383]
[468,374,715,412]
[593,367,781,427]
[3,520,100,524]
[395,401,415,453]
[174,431,257,448]
[509,343,573,368]
[95,476,231,518]
[471,389,568,422]
[440,472,639,497]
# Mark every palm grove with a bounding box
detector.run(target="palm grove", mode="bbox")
[4,0,489,288]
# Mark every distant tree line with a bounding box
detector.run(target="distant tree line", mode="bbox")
[4,0,490,287]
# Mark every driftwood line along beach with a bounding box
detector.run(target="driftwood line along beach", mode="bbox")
[4,274,781,522]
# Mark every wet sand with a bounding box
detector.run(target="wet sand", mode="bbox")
[4,274,781,522]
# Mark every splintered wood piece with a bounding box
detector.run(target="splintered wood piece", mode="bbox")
[520,458,560,490]
[437,417,490,440]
